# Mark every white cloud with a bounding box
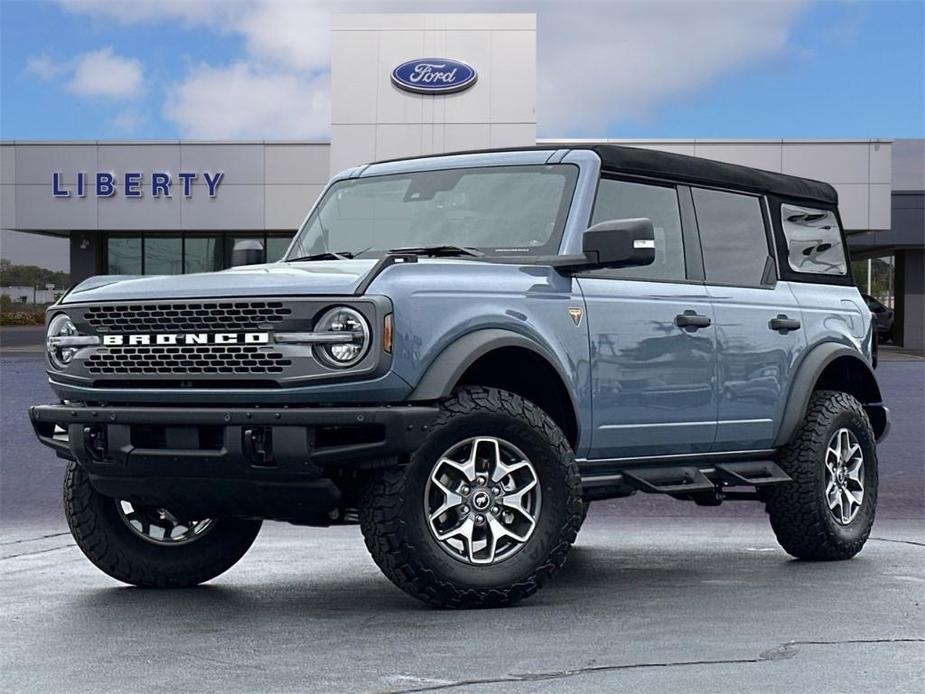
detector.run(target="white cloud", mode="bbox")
[26,47,144,101]
[237,2,331,72]
[535,1,808,135]
[66,48,144,99]
[60,0,230,26]
[25,55,67,80]
[163,62,330,138]
[59,0,810,137]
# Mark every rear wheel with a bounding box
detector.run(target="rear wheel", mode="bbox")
[64,462,262,587]
[765,390,878,560]
[359,386,583,608]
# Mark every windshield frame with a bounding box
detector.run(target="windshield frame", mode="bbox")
[284,158,583,262]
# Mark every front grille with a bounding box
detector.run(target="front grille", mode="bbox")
[83,301,292,333]
[86,345,293,376]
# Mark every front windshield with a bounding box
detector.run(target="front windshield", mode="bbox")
[286,164,578,259]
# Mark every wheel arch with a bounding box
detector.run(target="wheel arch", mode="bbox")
[407,329,580,449]
[775,343,887,446]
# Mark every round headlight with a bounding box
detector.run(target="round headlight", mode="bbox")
[313,306,371,368]
[46,313,79,369]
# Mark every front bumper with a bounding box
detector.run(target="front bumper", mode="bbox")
[30,403,439,523]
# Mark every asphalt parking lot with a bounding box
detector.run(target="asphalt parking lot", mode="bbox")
[1,351,923,693]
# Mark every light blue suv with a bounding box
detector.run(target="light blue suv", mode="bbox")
[31,145,889,608]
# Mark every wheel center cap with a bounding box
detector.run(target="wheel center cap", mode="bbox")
[471,490,491,511]
[837,468,846,484]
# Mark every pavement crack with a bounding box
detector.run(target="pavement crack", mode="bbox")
[382,637,925,693]
[789,637,924,646]
[0,532,71,546]
[381,656,768,693]
[0,544,76,560]
[870,537,925,547]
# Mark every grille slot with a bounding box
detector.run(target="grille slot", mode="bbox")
[86,345,293,376]
[83,301,292,333]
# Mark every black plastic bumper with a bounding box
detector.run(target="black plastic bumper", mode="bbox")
[30,403,439,523]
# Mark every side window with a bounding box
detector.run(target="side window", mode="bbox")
[590,178,685,281]
[692,188,771,286]
[780,203,847,276]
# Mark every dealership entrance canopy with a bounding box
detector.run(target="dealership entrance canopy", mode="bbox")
[0,13,921,349]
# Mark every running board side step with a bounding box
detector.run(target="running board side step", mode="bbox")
[580,459,791,502]
[714,461,791,487]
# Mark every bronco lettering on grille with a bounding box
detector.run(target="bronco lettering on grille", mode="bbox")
[101,332,270,346]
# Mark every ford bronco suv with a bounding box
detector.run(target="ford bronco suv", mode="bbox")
[31,145,889,608]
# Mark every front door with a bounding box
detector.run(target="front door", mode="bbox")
[579,178,717,460]
[689,187,807,451]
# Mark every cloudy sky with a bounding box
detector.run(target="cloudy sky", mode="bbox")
[1,0,923,140]
[1,0,923,271]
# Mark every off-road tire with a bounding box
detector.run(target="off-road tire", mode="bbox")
[64,462,262,587]
[359,386,583,608]
[765,390,878,560]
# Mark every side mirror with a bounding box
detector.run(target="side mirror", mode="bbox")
[582,217,656,269]
[551,218,656,273]
[231,239,265,267]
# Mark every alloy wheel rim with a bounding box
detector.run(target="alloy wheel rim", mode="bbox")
[424,436,541,565]
[824,427,865,525]
[116,500,214,546]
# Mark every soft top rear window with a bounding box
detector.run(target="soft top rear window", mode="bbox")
[780,203,848,276]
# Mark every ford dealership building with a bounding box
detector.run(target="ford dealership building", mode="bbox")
[0,14,922,348]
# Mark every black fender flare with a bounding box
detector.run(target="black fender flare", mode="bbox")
[408,328,576,405]
[774,342,884,446]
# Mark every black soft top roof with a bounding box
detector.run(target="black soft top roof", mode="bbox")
[590,144,837,205]
[377,144,838,206]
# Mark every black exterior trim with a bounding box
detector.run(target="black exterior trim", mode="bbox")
[30,403,439,469]
[774,344,884,446]
[408,329,571,401]
[677,185,705,281]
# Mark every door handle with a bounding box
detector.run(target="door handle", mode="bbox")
[675,312,712,330]
[769,315,801,333]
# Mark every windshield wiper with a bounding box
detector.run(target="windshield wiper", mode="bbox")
[286,250,356,262]
[388,245,484,258]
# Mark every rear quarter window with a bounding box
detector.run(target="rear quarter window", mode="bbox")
[780,203,847,276]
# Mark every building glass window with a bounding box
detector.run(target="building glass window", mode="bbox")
[103,232,296,276]
[780,203,847,276]
[692,188,771,286]
[107,236,142,275]
[184,235,224,274]
[144,235,182,275]
[590,179,685,281]
[266,233,294,263]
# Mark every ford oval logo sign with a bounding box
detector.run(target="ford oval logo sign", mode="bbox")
[391,58,477,95]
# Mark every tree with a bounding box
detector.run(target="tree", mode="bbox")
[0,258,70,288]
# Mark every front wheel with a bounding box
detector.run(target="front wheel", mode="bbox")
[64,462,262,587]
[359,387,583,608]
[765,390,878,560]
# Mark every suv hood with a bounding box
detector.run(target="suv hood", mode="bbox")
[61,260,381,304]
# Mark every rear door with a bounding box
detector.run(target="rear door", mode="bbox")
[578,178,717,460]
[690,187,807,452]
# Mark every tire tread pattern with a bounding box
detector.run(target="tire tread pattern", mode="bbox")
[359,386,583,608]
[766,390,878,561]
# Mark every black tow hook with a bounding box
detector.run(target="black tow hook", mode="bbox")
[243,426,275,467]
[83,425,108,462]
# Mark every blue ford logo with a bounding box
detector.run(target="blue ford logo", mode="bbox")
[391,58,477,95]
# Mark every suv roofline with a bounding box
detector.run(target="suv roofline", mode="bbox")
[346,144,838,206]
